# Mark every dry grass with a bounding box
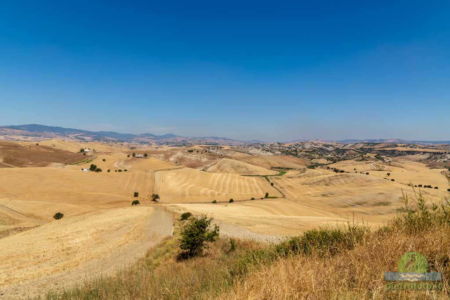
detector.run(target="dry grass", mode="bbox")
[44,237,264,300]
[223,228,449,299]
[223,194,450,300]
[44,194,450,300]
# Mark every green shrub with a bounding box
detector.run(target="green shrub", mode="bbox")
[228,238,237,253]
[212,200,217,204]
[264,192,269,198]
[53,212,64,220]
[393,192,450,234]
[151,194,160,202]
[131,200,140,206]
[180,212,192,221]
[229,198,234,203]
[178,216,219,259]
[134,192,139,198]
[276,225,367,257]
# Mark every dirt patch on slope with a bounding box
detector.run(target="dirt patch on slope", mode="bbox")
[0,141,84,167]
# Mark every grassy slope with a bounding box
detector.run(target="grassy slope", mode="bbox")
[44,194,449,300]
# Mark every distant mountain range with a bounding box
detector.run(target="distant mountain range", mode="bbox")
[0,124,448,145]
[0,124,247,145]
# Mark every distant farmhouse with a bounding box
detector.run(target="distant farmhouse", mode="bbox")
[80,148,92,153]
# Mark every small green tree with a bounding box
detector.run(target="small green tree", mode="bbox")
[89,164,97,171]
[229,198,234,203]
[179,216,219,259]
[53,212,64,220]
[131,200,140,206]
[151,194,160,202]
[264,192,269,198]
[180,212,192,221]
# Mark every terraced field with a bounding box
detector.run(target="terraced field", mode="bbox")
[154,168,282,202]
[206,158,277,175]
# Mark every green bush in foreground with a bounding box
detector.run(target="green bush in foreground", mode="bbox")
[393,191,450,234]
[179,215,219,259]
[276,225,367,257]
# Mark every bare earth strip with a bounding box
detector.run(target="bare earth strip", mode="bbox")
[0,206,173,299]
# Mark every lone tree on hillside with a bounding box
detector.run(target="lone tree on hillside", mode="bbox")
[229,198,234,203]
[265,192,269,198]
[134,192,139,198]
[53,212,64,220]
[131,200,140,206]
[151,193,160,202]
[178,215,219,259]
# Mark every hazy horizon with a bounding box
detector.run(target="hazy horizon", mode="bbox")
[1,1,449,141]
[2,123,450,143]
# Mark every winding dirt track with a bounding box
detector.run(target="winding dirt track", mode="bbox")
[0,207,173,299]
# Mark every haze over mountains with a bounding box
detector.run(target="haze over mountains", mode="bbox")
[0,124,249,145]
[0,124,449,145]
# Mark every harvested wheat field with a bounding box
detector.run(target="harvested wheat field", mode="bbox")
[0,207,172,299]
[206,158,277,175]
[331,159,449,191]
[0,139,448,299]
[236,154,307,170]
[36,139,126,153]
[0,167,153,208]
[0,141,84,167]
[154,167,282,203]
[168,198,349,237]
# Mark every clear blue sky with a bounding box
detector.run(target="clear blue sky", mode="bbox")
[0,1,449,141]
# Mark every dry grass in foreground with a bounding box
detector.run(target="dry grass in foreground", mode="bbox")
[44,193,449,300]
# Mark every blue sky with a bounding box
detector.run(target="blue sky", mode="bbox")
[0,0,449,141]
